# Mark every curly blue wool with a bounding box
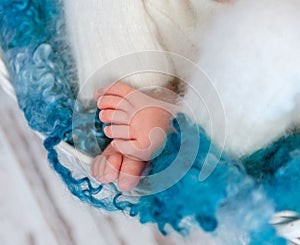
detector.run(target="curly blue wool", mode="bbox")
[0,0,299,244]
[0,0,116,210]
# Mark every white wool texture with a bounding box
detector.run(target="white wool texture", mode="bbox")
[63,0,225,102]
[143,0,226,64]
[185,0,300,157]
[63,0,174,101]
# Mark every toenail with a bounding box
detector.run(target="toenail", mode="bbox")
[104,126,111,137]
[99,110,105,119]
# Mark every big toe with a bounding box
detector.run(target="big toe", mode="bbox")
[118,157,146,191]
[102,153,123,183]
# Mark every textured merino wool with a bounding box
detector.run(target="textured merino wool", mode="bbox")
[141,0,227,66]
[186,0,300,157]
[63,0,175,102]
[1,0,300,244]
[63,0,228,103]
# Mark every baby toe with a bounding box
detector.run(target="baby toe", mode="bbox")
[104,82,135,98]
[91,155,102,178]
[102,153,122,183]
[97,95,131,111]
[117,158,146,191]
[91,155,106,182]
[104,125,132,139]
[99,110,129,124]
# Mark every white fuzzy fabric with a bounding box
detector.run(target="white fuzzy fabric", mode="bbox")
[63,0,174,101]
[63,0,226,101]
[143,0,226,63]
[185,0,300,156]
[143,0,228,85]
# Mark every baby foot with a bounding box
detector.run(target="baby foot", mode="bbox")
[95,82,177,161]
[91,143,146,191]
[91,82,177,191]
